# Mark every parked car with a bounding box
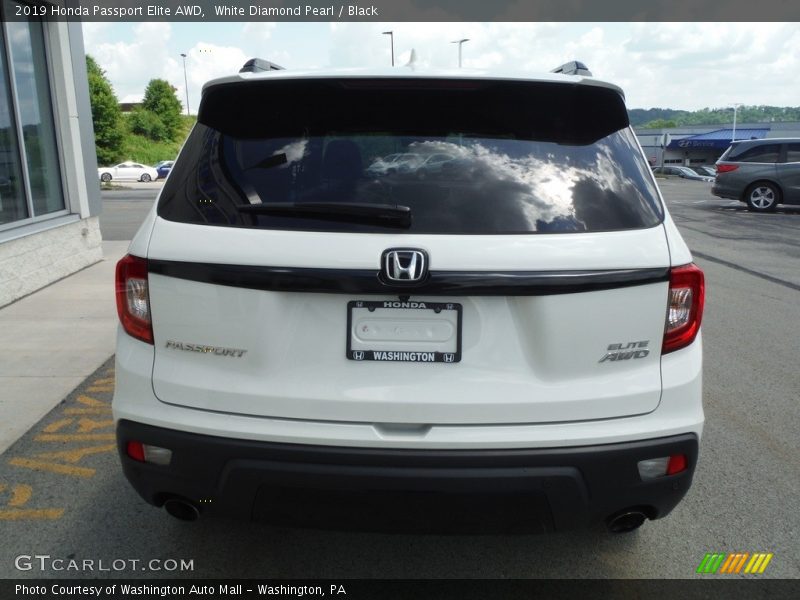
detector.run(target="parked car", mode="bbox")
[154,161,174,180]
[98,162,159,183]
[365,153,403,177]
[713,138,800,212]
[415,153,456,178]
[690,165,716,178]
[113,63,704,534]
[652,166,714,182]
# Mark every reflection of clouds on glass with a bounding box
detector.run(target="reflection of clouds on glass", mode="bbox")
[402,136,646,230]
[273,139,307,166]
[6,16,41,126]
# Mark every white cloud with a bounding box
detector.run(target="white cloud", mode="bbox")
[85,23,175,103]
[83,22,800,112]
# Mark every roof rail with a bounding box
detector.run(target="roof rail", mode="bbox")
[550,61,592,77]
[239,58,285,73]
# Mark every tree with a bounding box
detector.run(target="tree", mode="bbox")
[86,55,123,165]
[640,119,678,129]
[128,107,170,142]
[141,79,183,141]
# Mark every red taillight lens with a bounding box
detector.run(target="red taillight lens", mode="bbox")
[663,263,705,354]
[716,163,738,173]
[126,441,145,462]
[115,254,153,344]
[666,454,688,475]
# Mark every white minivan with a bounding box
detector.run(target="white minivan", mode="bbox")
[113,63,704,533]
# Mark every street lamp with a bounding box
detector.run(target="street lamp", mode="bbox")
[730,103,743,142]
[180,53,190,115]
[451,38,469,68]
[382,31,394,67]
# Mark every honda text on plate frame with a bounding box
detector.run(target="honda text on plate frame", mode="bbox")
[112,66,705,533]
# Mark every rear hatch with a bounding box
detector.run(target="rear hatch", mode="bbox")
[147,75,670,425]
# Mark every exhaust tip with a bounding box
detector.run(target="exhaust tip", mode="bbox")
[164,498,200,522]
[606,510,647,534]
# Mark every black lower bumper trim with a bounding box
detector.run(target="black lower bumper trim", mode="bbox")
[117,420,698,533]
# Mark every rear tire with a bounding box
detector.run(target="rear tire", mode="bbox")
[141,173,152,182]
[100,173,112,182]
[745,182,780,212]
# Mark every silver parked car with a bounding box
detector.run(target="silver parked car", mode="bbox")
[712,139,800,212]
[652,166,714,182]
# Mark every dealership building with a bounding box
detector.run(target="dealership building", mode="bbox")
[636,121,800,167]
[0,5,100,307]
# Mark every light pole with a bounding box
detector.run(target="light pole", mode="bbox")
[180,53,189,115]
[451,38,469,68]
[382,31,394,66]
[730,103,743,142]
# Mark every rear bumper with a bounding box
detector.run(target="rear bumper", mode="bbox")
[711,181,741,200]
[117,420,698,533]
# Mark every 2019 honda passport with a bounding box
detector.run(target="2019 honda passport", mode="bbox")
[113,62,705,533]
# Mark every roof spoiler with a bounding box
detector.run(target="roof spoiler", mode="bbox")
[239,58,285,73]
[550,61,592,77]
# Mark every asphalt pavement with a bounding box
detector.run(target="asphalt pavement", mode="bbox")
[0,180,797,580]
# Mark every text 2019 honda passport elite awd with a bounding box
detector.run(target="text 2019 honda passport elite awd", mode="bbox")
[113,61,704,533]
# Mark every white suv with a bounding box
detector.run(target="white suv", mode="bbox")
[113,64,705,534]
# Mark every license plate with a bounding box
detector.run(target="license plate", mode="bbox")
[347,300,462,363]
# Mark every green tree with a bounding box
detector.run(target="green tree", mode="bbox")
[85,55,123,165]
[141,79,183,141]
[128,107,170,142]
[640,119,678,129]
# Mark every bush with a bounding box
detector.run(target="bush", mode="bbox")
[142,79,184,142]
[128,108,170,142]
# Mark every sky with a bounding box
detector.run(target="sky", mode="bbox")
[80,22,800,114]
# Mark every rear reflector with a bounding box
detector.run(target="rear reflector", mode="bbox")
[115,254,153,344]
[666,454,688,475]
[126,441,172,466]
[143,444,173,466]
[126,441,145,462]
[638,454,688,480]
[663,263,705,354]
[716,164,738,173]
[637,457,670,480]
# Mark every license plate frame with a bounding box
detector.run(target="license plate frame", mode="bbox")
[346,300,462,363]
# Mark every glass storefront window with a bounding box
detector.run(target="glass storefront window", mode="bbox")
[0,24,27,225]
[4,1,64,217]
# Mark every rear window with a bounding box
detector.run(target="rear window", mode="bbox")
[728,143,782,164]
[158,78,663,234]
[785,143,800,163]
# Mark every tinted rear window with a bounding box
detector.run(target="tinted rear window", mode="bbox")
[158,78,663,234]
[729,143,782,163]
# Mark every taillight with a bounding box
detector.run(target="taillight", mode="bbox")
[716,163,738,173]
[115,254,153,344]
[663,263,705,354]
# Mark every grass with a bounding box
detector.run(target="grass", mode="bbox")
[114,114,196,166]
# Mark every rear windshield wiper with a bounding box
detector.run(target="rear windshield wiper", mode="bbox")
[236,202,411,228]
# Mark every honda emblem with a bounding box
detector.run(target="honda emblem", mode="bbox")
[382,249,427,283]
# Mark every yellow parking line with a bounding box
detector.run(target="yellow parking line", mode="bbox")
[36,444,115,463]
[77,395,109,407]
[92,378,115,386]
[9,458,96,478]
[64,407,112,415]
[0,508,64,520]
[34,434,115,442]
[86,385,114,393]
[76,418,114,433]
[43,418,74,433]
[8,484,32,507]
